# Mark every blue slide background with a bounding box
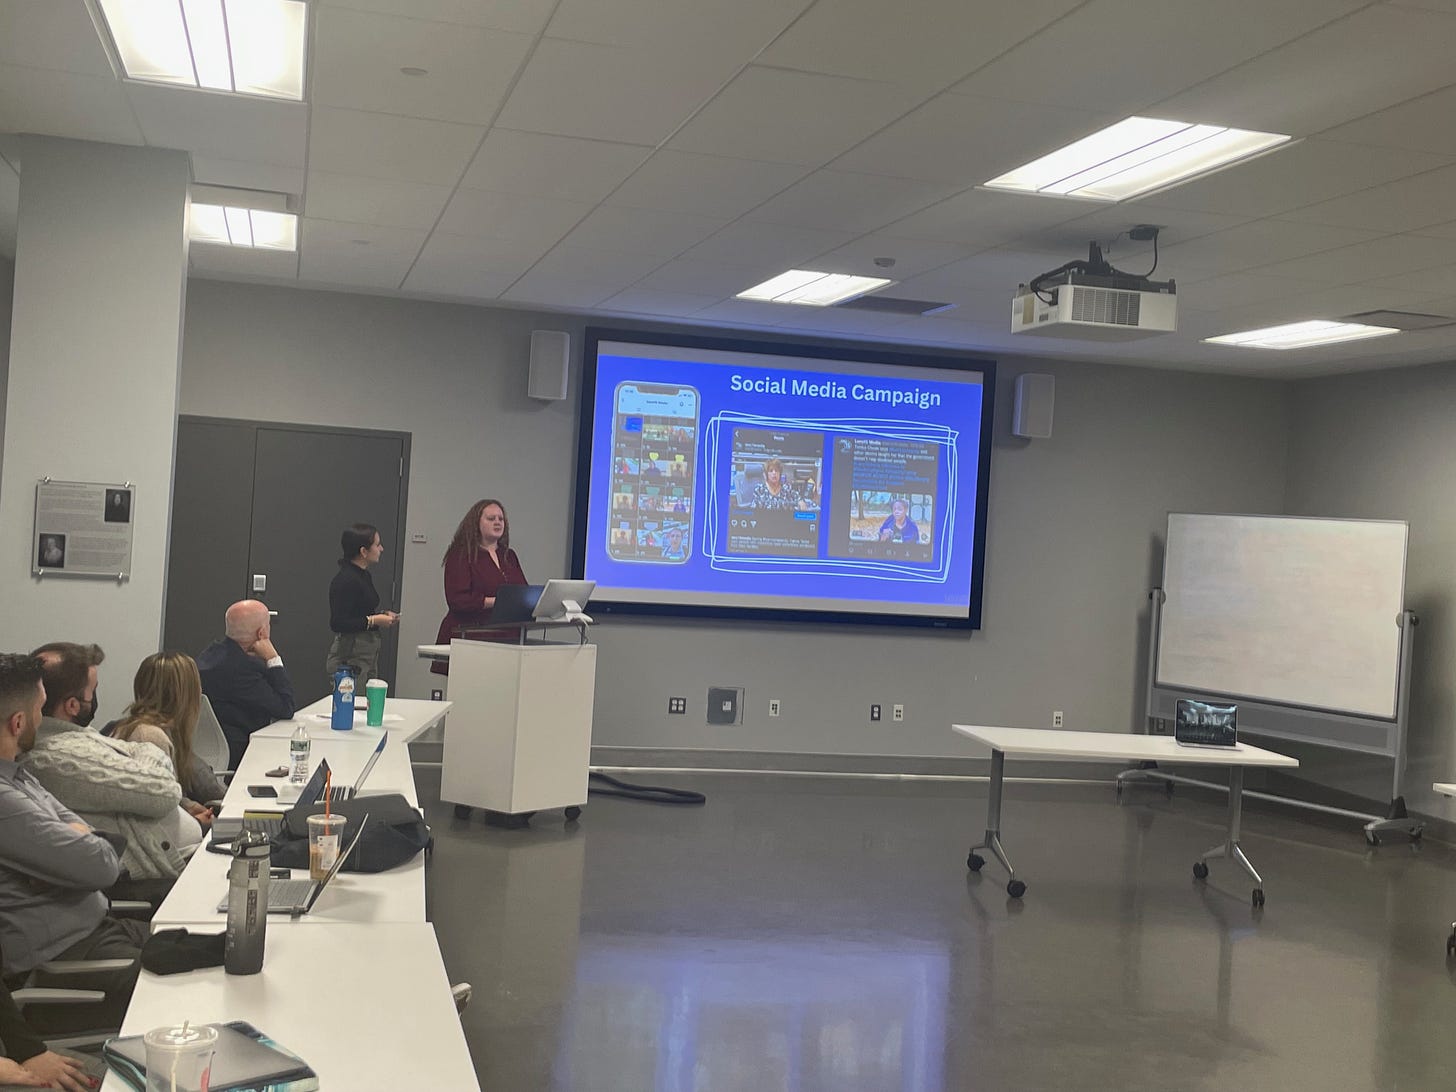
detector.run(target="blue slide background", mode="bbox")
[583,349,986,613]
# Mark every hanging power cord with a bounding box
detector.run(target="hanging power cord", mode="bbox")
[588,771,706,805]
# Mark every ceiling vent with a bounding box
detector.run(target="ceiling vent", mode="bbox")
[835,295,956,316]
[1341,309,1456,331]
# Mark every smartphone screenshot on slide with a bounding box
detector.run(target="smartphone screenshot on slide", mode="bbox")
[608,383,698,563]
[726,427,823,558]
[828,435,938,565]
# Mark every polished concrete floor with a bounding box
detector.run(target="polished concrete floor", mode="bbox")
[418,768,1456,1092]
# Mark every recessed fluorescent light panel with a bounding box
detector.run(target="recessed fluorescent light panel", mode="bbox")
[191,204,297,250]
[95,0,307,100]
[1203,320,1399,350]
[985,117,1291,202]
[736,270,896,307]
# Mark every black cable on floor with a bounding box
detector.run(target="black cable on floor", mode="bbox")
[588,771,705,805]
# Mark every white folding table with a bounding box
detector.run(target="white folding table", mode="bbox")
[1436,782,1456,957]
[250,695,452,744]
[952,726,1299,906]
[98,924,479,1092]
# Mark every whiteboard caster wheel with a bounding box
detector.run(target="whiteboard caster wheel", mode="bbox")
[1193,861,1209,880]
[1252,888,1265,909]
[452,804,472,820]
[967,852,985,872]
[1006,879,1027,899]
[565,806,582,821]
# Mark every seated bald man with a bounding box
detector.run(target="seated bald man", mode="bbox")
[197,600,296,769]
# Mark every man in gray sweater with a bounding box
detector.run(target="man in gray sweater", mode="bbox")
[0,653,146,1033]
[25,644,191,885]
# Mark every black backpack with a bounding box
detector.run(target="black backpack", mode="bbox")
[270,793,431,873]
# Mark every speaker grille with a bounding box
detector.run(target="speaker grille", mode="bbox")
[1071,286,1141,326]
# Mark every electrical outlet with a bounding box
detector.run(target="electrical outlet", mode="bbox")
[892,703,904,722]
[668,696,687,715]
[870,703,882,722]
[1053,710,1064,728]
[430,689,443,701]
[769,698,781,717]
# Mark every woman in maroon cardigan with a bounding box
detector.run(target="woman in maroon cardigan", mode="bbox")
[431,498,527,676]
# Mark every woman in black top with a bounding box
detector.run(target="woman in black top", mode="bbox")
[326,523,398,688]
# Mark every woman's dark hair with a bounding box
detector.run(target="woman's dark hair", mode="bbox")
[443,500,509,565]
[341,523,379,563]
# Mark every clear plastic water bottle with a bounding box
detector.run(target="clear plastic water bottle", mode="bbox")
[289,721,310,786]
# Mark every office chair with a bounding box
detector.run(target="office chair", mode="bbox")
[2,937,138,1052]
[193,694,231,776]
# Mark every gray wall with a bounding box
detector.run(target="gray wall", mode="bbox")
[1287,363,1456,822]
[179,279,1293,760]
[0,255,12,492]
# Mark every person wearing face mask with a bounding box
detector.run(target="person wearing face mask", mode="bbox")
[432,499,527,677]
[23,644,193,891]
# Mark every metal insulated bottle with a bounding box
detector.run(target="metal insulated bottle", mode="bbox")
[225,830,270,975]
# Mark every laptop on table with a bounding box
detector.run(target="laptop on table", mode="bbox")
[211,734,387,842]
[215,813,369,916]
[1174,698,1239,748]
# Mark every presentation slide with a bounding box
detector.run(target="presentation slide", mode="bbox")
[573,330,995,627]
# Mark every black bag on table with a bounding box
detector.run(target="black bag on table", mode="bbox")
[270,793,431,873]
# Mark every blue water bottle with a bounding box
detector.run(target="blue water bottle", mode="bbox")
[331,667,357,731]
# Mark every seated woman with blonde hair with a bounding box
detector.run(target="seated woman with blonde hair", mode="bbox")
[112,652,226,830]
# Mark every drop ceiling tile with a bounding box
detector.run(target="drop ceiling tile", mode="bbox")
[436,187,590,245]
[901,247,1072,294]
[301,218,428,256]
[560,205,728,257]
[1177,271,1337,311]
[1146,139,1450,218]
[1254,233,1456,283]
[885,189,1088,246]
[951,0,1367,114]
[761,0,1079,90]
[526,244,665,283]
[0,65,143,146]
[188,244,299,280]
[1412,219,1456,240]
[461,129,650,204]
[683,220,858,268]
[309,107,483,185]
[325,0,557,34]
[1320,85,1456,156]
[1277,165,1456,233]
[687,298,800,327]
[304,171,451,230]
[1156,220,1382,277]
[636,258,781,297]
[666,67,926,167]
[745,170,956,234]
[299,246,420,290]
[1355,262,1456,296]
[1151,4,1456,134]
[312,8,533,125]
[601,287,722,316]
[1026,205,1254,255]
[607,151,808,219]
[546,0,808,56]
[832,95,1115,185]
[495,37,735,146]
[192,157,305,197]
[501,272,623,308]
[403,232,537,296]
[779,308,917,336]
[810,234,982,279]
[126,84,307,168]
[0,2,115,76]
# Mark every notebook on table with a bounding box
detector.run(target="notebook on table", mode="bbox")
[104,1020,317,1091]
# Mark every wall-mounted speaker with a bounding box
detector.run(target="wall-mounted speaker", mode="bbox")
[1012,372,1054,439]
[528,330,570,401]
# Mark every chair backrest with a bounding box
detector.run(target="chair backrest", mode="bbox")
[194,694,231,773]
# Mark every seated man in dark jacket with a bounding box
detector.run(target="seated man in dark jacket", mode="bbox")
[197,600,296,769]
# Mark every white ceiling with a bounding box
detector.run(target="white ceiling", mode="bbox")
[4,0,1456,376]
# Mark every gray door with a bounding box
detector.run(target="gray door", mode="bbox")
[165,418,409,705]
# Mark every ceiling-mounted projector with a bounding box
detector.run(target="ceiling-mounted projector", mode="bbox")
[1011,239,1176,341]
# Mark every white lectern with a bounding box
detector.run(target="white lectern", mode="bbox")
[436,636,596,825]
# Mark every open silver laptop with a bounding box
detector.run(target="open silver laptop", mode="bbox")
[216,813,369,917]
